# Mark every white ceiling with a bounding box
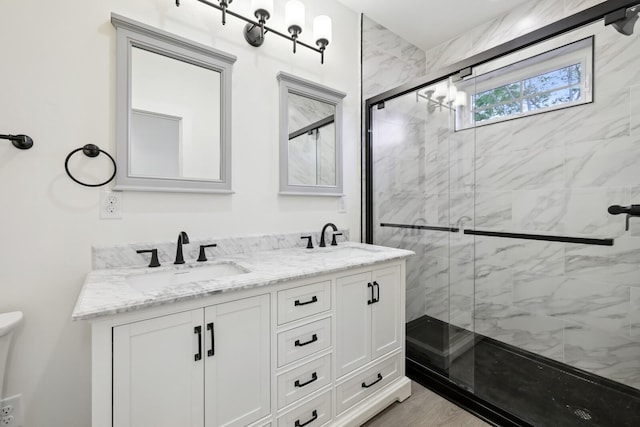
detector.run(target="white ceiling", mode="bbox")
[335,0,529,51]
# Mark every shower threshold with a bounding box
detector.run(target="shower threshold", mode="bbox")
[406,315,640,427]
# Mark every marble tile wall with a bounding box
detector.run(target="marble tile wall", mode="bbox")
[425,0,606,75]
[362,16,426,100]
[362,18,428,323]
[371,0,640,390]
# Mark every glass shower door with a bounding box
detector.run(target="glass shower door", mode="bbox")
[445,75,477,392]
[369,77,476,392]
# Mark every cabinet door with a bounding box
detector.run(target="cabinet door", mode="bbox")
[336,272,372,377]
[204,294,270,427]
[371,266,401,360]
[113,310,204,427]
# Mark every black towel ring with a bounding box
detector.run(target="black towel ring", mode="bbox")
[64,144,117,187]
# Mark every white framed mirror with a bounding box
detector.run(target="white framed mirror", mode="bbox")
[112,14,236,193]
[277,72,346,196]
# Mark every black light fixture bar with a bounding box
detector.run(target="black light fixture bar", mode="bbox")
[176,0,325,60]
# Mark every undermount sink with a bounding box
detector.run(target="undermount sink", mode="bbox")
[126,262,250,292]
[315,246,382,257]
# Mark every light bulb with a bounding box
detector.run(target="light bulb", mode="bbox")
[313,15,332,45]
[448,85,457,102]
[285,1,305,32]
[456,90,468,107]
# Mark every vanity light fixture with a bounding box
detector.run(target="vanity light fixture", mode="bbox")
[175,0,332,64]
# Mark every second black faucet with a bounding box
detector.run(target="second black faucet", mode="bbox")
[319,223,343,247]
[174,231,190,264]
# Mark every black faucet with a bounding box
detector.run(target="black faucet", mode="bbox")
[174,231,190,264]
[319,223,339,247]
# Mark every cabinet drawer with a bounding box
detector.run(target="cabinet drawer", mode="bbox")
[278,281,331,325]
[336,353,402,414]
[278,354,332,409]
[278,318,331,367]
[277,390,332,427]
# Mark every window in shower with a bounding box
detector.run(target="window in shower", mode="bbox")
[455,36,593,130]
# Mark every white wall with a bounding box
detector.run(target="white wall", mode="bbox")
[0,1,360,425]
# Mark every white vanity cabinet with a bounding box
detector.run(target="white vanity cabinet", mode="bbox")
[88,258,410,427]
[335,266,401,378]
[112,295,270,427]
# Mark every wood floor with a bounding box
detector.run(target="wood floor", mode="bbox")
[361,382,492,427]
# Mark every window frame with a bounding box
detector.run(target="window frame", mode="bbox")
[455,36,593,130]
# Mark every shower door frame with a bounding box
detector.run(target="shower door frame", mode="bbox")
[362,1,640,425]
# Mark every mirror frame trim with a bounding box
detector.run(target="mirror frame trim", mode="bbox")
[112,13,237,193]
[277,71,346,196]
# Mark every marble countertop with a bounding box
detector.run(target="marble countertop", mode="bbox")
[72,242,414,320]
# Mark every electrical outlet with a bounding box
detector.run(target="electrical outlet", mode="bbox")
[0,395,21,427]
[100,191,122,219]
[338,195,347,213]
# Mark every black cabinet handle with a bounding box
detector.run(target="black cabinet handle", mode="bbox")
[294,372,318,388]
[295,296,318,306]
[373,281,380,303]
[361,373,383,388]
[295,333,318,347]
[194,326,202,361]
[295,409,318,427]
[367,282,374,305]
[207,322,215,357]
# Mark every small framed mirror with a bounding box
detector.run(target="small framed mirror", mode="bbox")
[112,14,236,193]
[277,72,346,196]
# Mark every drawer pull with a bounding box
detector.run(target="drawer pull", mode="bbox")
[294,372,318,388]
[361,373,383,388]
[194,326,202,361]
[295,333,318,347]
[294,296,318,306]
[294,409,318,427]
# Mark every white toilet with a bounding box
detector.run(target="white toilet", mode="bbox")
[0,311,22,400]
